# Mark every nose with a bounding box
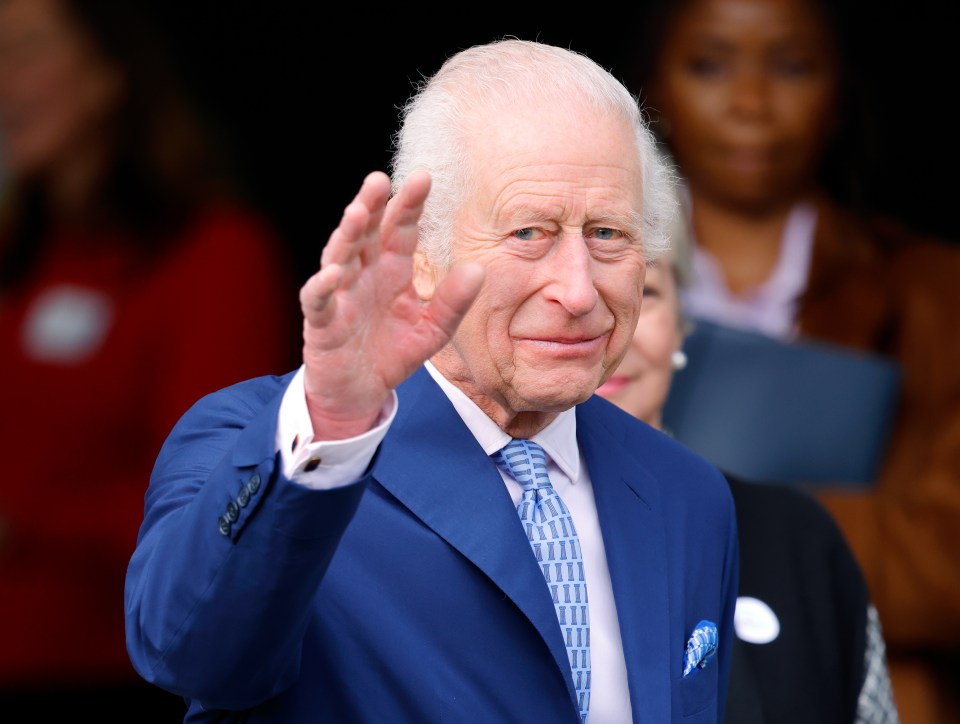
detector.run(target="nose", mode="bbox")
[729,66,772,120]
[543,234,599,317]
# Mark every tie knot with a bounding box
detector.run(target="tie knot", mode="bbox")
[492,439,552,492]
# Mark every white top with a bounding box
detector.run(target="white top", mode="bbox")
[275,362,633,723]
[681,197,818,341]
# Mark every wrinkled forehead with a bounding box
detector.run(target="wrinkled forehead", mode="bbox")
[473,115,642,224]
[463,101,644,190]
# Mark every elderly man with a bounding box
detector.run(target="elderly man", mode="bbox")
[125,39,738,723]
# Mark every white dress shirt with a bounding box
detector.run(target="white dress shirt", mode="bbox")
[275,362,633,723]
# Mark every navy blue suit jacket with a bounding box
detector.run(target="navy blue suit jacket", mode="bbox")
[125,366,739,722]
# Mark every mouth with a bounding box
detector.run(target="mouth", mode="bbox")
[516,334,607,360]
[721,145,779,174]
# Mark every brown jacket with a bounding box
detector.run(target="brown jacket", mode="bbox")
[800,195,960,723]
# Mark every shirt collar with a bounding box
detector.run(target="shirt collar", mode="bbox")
[424,360,581,483]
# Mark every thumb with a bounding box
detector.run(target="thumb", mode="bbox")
[424,262,485,339]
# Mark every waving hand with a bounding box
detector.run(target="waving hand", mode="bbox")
[299,170,483,439]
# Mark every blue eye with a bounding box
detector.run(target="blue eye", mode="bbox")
[586,227,631,256]
[515,228,536,241]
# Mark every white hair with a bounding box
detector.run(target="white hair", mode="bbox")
[390,38,677,269]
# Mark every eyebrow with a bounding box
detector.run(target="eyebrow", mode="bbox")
[498,206,642,233]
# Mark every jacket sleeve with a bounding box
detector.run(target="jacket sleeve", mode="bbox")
[124,375,366,709]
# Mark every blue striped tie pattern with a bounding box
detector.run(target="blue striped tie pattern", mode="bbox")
[492,439,591,723]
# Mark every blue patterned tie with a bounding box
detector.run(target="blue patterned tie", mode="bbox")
[492,439,591,723]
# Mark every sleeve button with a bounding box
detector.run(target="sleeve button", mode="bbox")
[225,500,240,522]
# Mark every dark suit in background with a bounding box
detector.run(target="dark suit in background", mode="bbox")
[724,475,881,724]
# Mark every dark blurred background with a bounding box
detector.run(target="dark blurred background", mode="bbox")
[144,1,960,282]
[0,2,953,718]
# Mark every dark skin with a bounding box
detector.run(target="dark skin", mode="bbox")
[645,0,839,295]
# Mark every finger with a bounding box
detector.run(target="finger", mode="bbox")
[355,169,393,208]
[320,201,370,269]
[421,262,485,340]
[353,171,393,262]
[380,170,431,256]
[299,263,343,326]
[321,172,392,268]
[357,172,392,247]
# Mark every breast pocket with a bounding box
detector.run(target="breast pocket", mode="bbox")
[680,661,718,720]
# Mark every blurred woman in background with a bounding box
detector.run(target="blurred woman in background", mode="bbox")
[0,0,298,715]
[596,202,900,724]
[624,0,960,720]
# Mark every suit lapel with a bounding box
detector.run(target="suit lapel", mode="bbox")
[578,398,672,723]
[373,367,579,708]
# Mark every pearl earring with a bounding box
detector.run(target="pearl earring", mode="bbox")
[672,349,688,370]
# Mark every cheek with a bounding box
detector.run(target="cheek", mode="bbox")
[661,73,720,127]
[452,302,488,352]
[4,56,107,169]
[486,262,541,330]
[782,95,837,152]
[645,315,682,369]
[19,48,87,113]
[605,260,646,311]
[453,283,512,358]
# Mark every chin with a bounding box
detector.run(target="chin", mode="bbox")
[517,378,596,412]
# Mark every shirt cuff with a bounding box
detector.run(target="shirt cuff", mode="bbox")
[276,366,398,489]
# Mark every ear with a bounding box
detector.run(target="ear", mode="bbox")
[413,250,438,300]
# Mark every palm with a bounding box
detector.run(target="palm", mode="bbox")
[300,170,482,439]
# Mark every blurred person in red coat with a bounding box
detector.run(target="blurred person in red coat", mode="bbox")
[0,0,298,715]
[623,0,960,721]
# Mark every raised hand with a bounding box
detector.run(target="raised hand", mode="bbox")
[299,170,484,440]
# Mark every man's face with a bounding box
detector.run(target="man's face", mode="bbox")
[421,106,647,428]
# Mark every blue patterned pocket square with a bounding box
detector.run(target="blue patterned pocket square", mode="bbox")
[682,620,718,677]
